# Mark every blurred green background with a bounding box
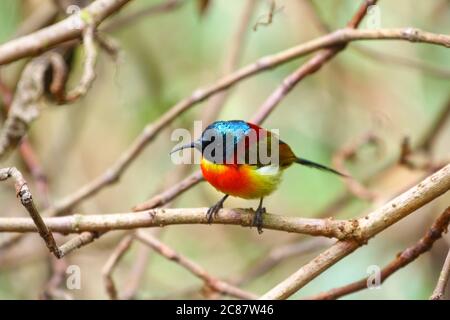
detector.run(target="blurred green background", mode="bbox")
[0,0,449,299]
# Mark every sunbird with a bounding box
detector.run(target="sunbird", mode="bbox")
[171,120,345,233]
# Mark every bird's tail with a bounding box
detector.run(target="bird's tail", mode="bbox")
[295,157,347,177]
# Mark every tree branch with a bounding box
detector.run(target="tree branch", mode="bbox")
[0,167,61,258]
[102,234,134,300]
[0,0,133,66]
[0,208,357,239]
[135,230,257,300]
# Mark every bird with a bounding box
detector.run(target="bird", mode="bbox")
[171,120,346,234]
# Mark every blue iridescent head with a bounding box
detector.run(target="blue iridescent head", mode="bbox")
[200,120,250,163]
[170,120,251,163]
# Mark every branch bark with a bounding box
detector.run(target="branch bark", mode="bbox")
[0,167,61,258]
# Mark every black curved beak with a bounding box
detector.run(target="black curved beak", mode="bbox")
[170,140,199,155]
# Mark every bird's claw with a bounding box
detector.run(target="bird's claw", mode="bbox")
[206,202,222,224]
[252,206,266,234]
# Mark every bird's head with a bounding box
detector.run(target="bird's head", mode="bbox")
[170,120,253,164]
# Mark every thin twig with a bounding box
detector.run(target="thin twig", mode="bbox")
[430,247,450,300]
[235,238,333,286]
[104,0,184,32]
[303,0,450,79]
[63,24,98,102]
[121,242,150,300]
[41,257,73,300]
[0,56,49,160]
[135,230,257,299]
[0,167,61,258]
[0,78,50,205]
[102,234,134,300]
[133,171,203,211]
[420,97,450,152]
[58,231,102,257]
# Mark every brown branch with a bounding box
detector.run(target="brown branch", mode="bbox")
[235,238,333,286]
[104,0,184,32]
[135,230,257,300]
[0,0,133,66]
[102,234,134,300]
[0,167,61,258]
[13,1,59,38]
[430,247,450,300]
[41,257,73,300]
[58,231,102,257]
[63,24,98,102]
[354,46,450,79]
[306,206,450,300]
[260,164,450,299]
[0,208,359,239]
[121,242,150,300]
[0,78,50,205]
[0,56,49,160]
[304,0,450,79]
[133,171,204,211]
[420,97,450,152]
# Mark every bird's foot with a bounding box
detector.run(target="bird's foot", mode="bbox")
[206,201,223,224]
[252,206,266,234]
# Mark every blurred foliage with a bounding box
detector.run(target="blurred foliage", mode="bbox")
[0,0,449,300]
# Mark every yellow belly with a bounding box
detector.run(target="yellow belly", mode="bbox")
[200,158,284,199]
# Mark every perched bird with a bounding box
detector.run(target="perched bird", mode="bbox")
[171,120,345,233]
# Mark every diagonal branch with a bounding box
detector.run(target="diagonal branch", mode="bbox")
[0,167,61,258]
[306,206,450,300]
[135,230,257,300]
[430,246,450,300]
[102,234,134,300]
